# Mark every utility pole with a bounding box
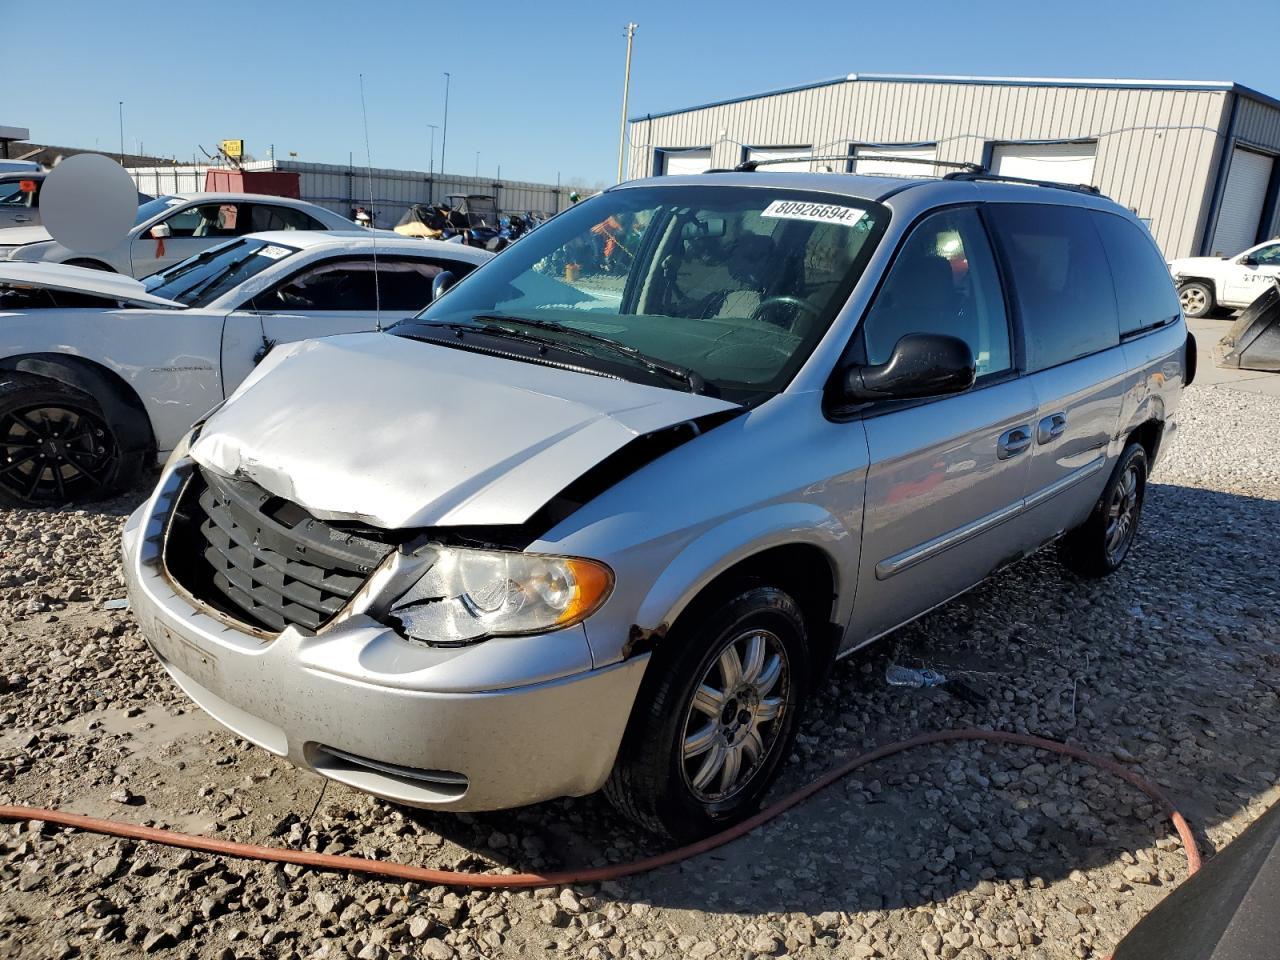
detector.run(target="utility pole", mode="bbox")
[441,72,451,176]
[475,151,480,179]
[428,124,438,178]
[117,101,125,164]
[616,23,637,183]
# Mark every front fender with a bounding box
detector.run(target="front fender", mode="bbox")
[632,501,855,642]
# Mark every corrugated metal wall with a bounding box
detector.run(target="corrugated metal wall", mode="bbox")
[628,79,1236,257]
[127,160,574,227]
[1231,96,1280,240]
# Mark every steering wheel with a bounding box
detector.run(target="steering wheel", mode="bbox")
[749,295,821,332]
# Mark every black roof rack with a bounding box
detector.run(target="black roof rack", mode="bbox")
[724,154,982,173]
[942,170,1102,195]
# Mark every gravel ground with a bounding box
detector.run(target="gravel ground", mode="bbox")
[2,382,1279,960]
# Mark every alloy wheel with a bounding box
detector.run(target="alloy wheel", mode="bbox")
[0,403,116,503]
[680,627,790,802]
[1179,286,1207,315]
[1104,462,1141,564]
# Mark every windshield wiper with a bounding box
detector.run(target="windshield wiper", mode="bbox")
[470,314,708,394]
[415,320,602,361]
[179,250,261,305]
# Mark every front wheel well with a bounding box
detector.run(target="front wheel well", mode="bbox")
[1176,276,1216,296]
[62,258,117,273]
[664,544,840,680]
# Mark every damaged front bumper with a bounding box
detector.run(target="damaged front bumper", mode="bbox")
[121,461,648,812]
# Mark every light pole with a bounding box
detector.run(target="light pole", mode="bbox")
[441,72,451,176]
[117,101,125,165]
[475,151,480,179]
[427,124,438,178]
[616,23,637,183]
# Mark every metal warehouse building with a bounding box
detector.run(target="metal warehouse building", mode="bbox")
[625,73,1280,258]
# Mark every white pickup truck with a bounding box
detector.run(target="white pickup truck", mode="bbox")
[1169,238,1280,317]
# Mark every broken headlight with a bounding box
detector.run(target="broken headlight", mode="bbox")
[386,547,613,645]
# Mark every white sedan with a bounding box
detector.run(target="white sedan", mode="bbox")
[0,231,490,505]
[0,192,358,277]
[1169,237,1280,318]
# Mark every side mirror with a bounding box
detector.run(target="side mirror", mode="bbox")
[1241,255,1258,266]
[842,333,976,403]
[431,270,457,301]
[149,223,171,239]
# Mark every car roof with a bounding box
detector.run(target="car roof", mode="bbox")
[0,171,44,181]
[614,170,1125,215]
[243,230,493,262]
[166,192,331,207]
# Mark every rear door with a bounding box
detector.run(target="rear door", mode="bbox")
[219,256,473,391]
[986,203,1127,547]
[847,206,1039,644]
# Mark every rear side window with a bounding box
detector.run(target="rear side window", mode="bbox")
[1090,212,1180,335]
[989,203,1119,371]
[249,204,326,232]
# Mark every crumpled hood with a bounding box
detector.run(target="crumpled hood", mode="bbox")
[190,333,738,529]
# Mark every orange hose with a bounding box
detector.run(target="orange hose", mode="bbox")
[0,729,1199,889]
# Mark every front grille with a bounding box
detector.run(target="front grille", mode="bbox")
[165,468,397,633]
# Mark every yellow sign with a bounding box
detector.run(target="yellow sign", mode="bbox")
[221,139,244,159]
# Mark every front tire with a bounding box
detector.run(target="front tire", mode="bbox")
[1058,442,1148,578]
[0,373,142,507]
[604,586,810,841]
[1178,280,1214,319]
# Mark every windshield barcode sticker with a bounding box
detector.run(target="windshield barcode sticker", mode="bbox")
[761,200,866,227]
[256,245,292,260]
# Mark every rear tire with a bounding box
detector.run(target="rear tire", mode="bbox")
[1178,280,1214,319]
[1058,443,1148,578]
[604,586,810,841]
[0,373,143,507]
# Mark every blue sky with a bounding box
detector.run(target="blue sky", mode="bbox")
[11,0,1280,188]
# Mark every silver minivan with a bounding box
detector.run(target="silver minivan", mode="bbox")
[123,171,1193,839]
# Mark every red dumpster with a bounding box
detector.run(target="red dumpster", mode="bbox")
[204,169,301,198]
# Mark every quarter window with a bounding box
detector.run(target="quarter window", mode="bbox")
[989,203,1119,371]
[1090,212,1180,336]
[861,207,1012,377]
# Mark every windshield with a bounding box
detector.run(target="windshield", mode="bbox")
[134,195,185,226]
[397,185,887,401]
[142,237,299,306]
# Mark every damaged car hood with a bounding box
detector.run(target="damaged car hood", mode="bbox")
[0,261,185,309]
[190,333,738,529]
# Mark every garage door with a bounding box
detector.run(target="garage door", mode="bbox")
[852,144,936,177]
[745,146,812,172]
[1211,148,1275,256]
[990,142,1096,186]
[660,149,712,176]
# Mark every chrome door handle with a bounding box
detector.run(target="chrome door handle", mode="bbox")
[1037,412,1068,444]
[998,425,1033,459]
[14,216,31,223]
